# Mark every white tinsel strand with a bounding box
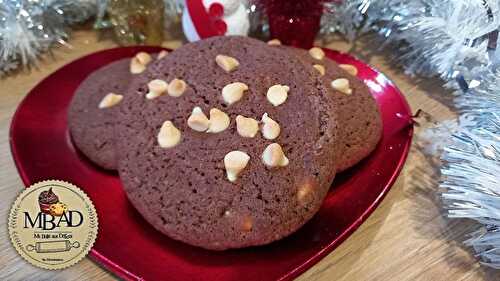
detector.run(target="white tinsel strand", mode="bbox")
[451,69,500,112]
[441,112,500,268]
[322,0,500,78]
[0,0,96,76]
[389,0,497,78]
[50,0,96,25]
[322,0,366,40]
[321,0,500,269]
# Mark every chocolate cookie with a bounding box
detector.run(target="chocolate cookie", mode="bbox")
[68,58,131,170]
[282,46,382,171]
[116,36,339,250]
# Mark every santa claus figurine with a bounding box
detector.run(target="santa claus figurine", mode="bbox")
[182,0,250,42]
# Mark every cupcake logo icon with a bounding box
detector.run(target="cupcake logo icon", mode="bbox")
[38,188,68,217]
[8,180,98,270]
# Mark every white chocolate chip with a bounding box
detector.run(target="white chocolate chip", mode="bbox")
[222,82,248,105]
[167,78,187,97]
[297,181,314,206]
[157,121,181,148]
[130,52,153,74]
[146,92,162,100]
[309,47,325,60]
[331,78,352,95]
[266,84,289,106]
[130,58,146,74]
[267,39,282,46]
[261,113,280,140]
[236,115,259,138]
[224,150,250,182]
[241,216,253,231]
[157,50,169,60]
[187,107,210,132]
[136,52,152,65]
[215,55,240,72]
[146,79,168,99]
[313,64,325,76]
[207,108,230,133]
[98,93,123,109]
[339,64,358,76]
[148,79,168,93]
[262,143,289,168]
[145,92,161,100]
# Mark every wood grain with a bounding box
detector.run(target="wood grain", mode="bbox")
[0,30,498,281]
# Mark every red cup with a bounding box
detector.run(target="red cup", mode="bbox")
[265,0,324,48]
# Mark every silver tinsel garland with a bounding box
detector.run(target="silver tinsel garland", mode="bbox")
[0,0,184,76]
[322,0,500,268]
[0,0,96,76]
[442,112,500,268]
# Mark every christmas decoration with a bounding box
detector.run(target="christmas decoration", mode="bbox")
[257,0,325,48]
[103,0,166,45]
[0,0,96,76]
[182,0,250,42]
[441,112,500,268]
[321,0,500,268]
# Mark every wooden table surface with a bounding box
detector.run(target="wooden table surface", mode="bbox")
[0,30,498,281]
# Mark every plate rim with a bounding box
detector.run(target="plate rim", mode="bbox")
[8,46,166,281]
[280,48,413,281]
[9,46,413,281]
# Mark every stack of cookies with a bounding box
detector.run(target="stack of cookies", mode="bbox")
[68,36,382,250]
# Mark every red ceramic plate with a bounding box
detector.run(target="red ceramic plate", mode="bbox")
[10,46,413,281]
